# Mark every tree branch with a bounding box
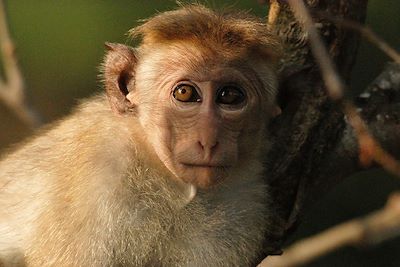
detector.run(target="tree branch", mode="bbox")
[258,192,400,267]
[315,12,400,63]
[287,0,345,100]
[263,0,400,257]
[263,0,369,254]
[0,0,41,128]
[287,0,400,175]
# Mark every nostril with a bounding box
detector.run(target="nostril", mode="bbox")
[198,141,204,151]
[211,141,218,150]
[198,140,218,152]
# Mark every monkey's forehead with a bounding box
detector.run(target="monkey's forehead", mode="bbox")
[129,5,281,62]
[137,39,279,76]
[137,42,269,76]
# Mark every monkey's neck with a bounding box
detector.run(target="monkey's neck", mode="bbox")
[103,155,267,265]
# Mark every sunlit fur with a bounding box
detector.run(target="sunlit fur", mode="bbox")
[0,4,280,267]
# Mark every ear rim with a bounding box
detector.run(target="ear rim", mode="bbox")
[103,42,137,115]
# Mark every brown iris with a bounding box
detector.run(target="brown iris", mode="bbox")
[217,86,245,105]
[173,84,200,102]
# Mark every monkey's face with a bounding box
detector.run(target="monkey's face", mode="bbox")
[132,46,277,189]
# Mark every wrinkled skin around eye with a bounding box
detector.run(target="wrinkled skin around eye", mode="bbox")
[217,86,246,105]
[173,84,196,102]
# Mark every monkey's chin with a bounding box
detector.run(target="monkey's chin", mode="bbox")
[179,164,228,189]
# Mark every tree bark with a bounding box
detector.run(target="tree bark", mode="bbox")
[262,0,400,255]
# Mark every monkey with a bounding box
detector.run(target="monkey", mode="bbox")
[0,4,281,267]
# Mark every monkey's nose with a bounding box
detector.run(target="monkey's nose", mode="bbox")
[198,140,219,160]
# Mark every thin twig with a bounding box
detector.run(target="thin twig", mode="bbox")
[287,0,400,177]
[343,102,400,175]
[0,0,41,128]
[287,0,344,100]
[315,12,400,63]
[258,192,400,267]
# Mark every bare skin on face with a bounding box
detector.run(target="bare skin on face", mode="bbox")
[0,4,281,267]
[135,45,275,189]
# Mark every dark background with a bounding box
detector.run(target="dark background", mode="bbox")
[0,1,399,266]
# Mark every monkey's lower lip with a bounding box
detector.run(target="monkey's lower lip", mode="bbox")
[181,163,230,168]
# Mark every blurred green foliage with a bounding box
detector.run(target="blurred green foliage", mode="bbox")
[0,1,399,266]
[0,1,267,144]
[6,0,266,115]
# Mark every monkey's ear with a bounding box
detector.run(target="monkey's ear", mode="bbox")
[103,42,137,114]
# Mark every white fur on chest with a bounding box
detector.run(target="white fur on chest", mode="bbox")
[135,165,269,266]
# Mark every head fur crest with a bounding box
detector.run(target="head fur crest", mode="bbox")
[129,4,281,61]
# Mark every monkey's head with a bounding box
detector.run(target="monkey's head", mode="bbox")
[102,5,281,189]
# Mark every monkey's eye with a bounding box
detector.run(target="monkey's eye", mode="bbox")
[217,86,246,105]
[173,84,200,102]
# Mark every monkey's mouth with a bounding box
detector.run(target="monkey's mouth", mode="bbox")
[181,163,231,169]
[179,162,230,188]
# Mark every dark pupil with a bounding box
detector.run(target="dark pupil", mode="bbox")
[180,88,187,94]
[219,88,243,104]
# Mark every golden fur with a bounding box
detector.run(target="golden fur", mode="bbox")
[0,5,279,266]
[0,96,270,266]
